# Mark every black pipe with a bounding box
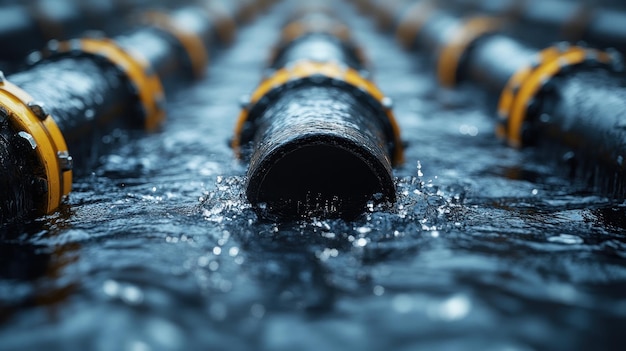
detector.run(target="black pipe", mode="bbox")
[8,54,135,168]
[233,8,404,219]
[435,0,626,52]
[269,33,364,71]
[460,33,538,94]
[530,66,626,197]
[354,0,626,198]
[0,0,268,225]
[0,0,149,65]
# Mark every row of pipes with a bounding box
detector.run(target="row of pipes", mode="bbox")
[351,0,626,199]
[1,0,626,225]
[0,0,278,225]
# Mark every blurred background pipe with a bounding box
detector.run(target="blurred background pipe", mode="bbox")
[437,0,626,53]
[348,0,626,198]
[0,0,275,225]
[0,0,276,72]
[355,0,626,54]
[0,0,152,72]
[233,4,404,219]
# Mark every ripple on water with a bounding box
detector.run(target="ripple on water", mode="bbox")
[547,234,585,245]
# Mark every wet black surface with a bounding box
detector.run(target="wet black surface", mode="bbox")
[243,84,396,219]
[1,1,626,350]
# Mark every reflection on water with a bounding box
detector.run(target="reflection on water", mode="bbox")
[1,1,625,350]
[0,213,79,326]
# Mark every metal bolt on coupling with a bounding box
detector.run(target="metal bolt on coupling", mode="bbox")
[57,151,74,172]
[239,94,252,110]
[17,131,37,149]
[382,96,394,110]
[28,101,49,121]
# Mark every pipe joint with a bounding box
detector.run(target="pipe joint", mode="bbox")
[0,78,72,215]
[437,16,503,87]
[395,0,436,49]
[281,13,352,45]
[232,60,404,165]
[38,38,166,132]
[497,44,619,148]
[143,11,210,79]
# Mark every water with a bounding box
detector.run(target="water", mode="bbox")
[1,2,626,350]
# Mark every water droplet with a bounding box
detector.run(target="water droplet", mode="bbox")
[459,124,479,136]
[84,109,95,120]
[198,256,210,267]
[354,238,368,247]
[103,279,120,297]
[121,285,144,305]
[356,226,371,234]
[317,248,340,261]
[373,285,385,296]
[213,247,222,255]
[430,295,471,321]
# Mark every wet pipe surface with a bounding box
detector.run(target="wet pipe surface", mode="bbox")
[1,2,626,350]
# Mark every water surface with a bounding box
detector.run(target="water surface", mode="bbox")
[1,2,625,350]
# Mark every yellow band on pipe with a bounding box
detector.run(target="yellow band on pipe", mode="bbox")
[395,0,436,49]
[58,38,166,132]
[268,14,363,69]
[202,0,237,45]
[497,45,613,148]
[281,17,351,45]
[437,16,502,88]
[144,11,210,79]
[0,80,72,214]
[232,60,404,165]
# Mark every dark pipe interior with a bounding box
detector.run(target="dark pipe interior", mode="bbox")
[247,139,394,219]
[0,114,40,224]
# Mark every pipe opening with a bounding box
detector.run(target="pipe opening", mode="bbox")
[247,139,395,219]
